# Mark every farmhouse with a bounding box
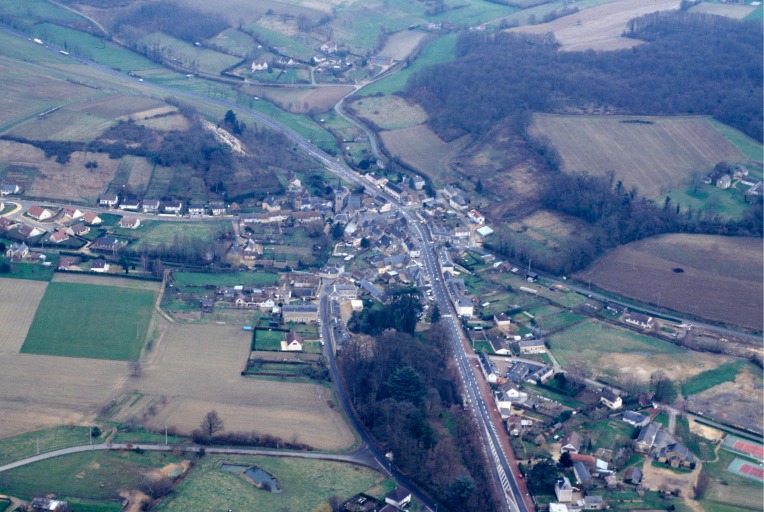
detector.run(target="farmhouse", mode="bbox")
[281,331,303,351]
[98,194,119,208]
[716,174,732,189]
[624,313,654,330]
[384,488,411,509]
[634,422,660,453]
[27,205,54,221]
[282,304,319,323]
[655,442,695,468]
[519,338,546,354]
[600,388,622,410]
[118,216,141,229]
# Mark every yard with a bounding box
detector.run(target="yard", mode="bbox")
[22,282,156,360]
[253,328,285,351]
[158,455,387,512]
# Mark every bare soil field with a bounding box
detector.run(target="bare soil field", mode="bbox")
[0,354,126,438]
[130,322,354,450]
[379,30,428,61]
[510,0,681,51]
[688,367,763,433]
[576,234,763,331]
[246,86,353,114]
[381,124,464,180]
[351,96,428,130]
[530,114,746,198]
[0,278,47,354]
[688,2,756,19]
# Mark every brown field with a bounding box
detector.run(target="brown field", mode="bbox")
[130,322,355,451]
[124,156,155,194]
[510,0,681,51]
[597,350,732,384]
[688,2,756,19]
[6,108,116,142]
[576,234,763,330]
[246,85,353,114]
[51,273,161,291]
[530,114,746,197]
[379,30,429,61]
[381,124,465,180]
[352,96,427,130]
[688,366,763,433]
[0,278,48,354]
[508,210,589,249]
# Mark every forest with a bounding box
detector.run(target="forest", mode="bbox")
[406,12,763,142]
[110,1,229,44]
[339,326,500,512]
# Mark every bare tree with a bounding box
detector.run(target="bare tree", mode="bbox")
[128,359,142,378]
[200,410,225,438]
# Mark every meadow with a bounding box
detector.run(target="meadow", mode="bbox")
[133,220,228,249]
[529,114,747,198]
[22,282,156,360]
[158,455,387,512]
[350,95,428,130]
[138,32,242,76]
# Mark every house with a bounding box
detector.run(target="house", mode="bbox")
[281,331,303,351]
[527,364,554,384]
[412,175,426,190]
[494,313,511,331]
[161,200,183,214]
[600,389,622,410]
[62,206,83,219]
[90,260,110,273]
[241,239,263,260]
[66,223,90,237]
[624,466,643,485]
[142,199,161,213]
[384,488,411,510]
[622,410,649,428]
[6,242,29,260]
[479,351,499,383]
[716,174,732,189]
[561,432,582,454]
[57,256,80,270]
[456,296,473,317]
[209,202,227,216]
[293,210,322,224]
[0,183,21,196]
[634,422,661,453]
[0,217,16,231]
[98,194,119,207]
[624,313,654,330]
[83,211,102,225]
[30,498,70,512]
[118,216,141,229]
[119,198,141,211]
[27,205,54,221]
[573,461,592,485]
[519,339,546,354]
[282,304,319,323]
[17,224,44,238]
[656,442,695,468]
[187,203,206,216]
[49,230,69,243]
[555,477,574,503]
[467,209,485,224]
[90,236,126,253]
[358,279,384,301]
[577,495,606,510]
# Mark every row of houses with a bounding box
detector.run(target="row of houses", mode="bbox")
[98,196,229,216]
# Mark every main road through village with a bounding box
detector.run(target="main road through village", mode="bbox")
[1,24,532,511]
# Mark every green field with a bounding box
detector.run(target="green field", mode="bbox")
[254,329,285,351]
[139,32,242,75]
[681,360,753,396]
[0,259,55,282]
[132,220,228,249]
[659,183,750,220]
[0,450,181,502]
[584,419,637,452]
[157,455,386,512]
[0,0,82,25]
[708,119,764,163]
[0,426,93,466]
[172,271,281,288]
[207,28,258,57]
[244,23,317,62]
[22,282,156,360]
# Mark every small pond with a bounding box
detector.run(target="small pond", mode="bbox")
[219,463,281,493]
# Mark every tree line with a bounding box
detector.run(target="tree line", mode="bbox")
[406,12,762,142]
[110,1,229,44]
[338,327,500,511]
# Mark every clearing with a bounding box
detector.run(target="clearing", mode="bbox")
[576,234,763,331]
[0,278,48,355]
[21,282,156,360]
[129,321,354,451]
[529,114,747,198]
[510,0,682,52]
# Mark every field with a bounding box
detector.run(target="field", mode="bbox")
[576,234,763,331]
[138,32,242,76]
[699,446,764,511]
[133,221,229,249]
[689,365,763,433]
[708,119,764,163]
[689,2,757,19]
[0,278,48,355]
[253,329,285,351]
[245,85,353,114]
[21,282,156,360]
[158,455,386,512]
[546,319,733,384]
[510,0,682,51]
[207,28,258,57]
[6,108,115,142]
[381,124,466,181]
[379,30,429,61]
[129,322,354,450]
[529,114,747,198]
[351,95,428,130]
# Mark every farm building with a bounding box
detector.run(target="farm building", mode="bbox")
[282,304,319,323]
[384,488,411,509]
[468,209,485,224]
[6,242,29,260]
[519,338,546,354]
[716,174,732,189]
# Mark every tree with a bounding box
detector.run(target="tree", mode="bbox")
[651,370,677,404]
[387,366,426,405]
[447,475,476,508]
[475,179,483,193]
[527,459,558,494]
[331,222,345,240]
[431,303,441,324]
[200,410,225,438]
[128,359,142,378]
[360,237,370,248]
[559,451,573,468]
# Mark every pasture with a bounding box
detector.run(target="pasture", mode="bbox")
[381,124,463,181]
[379,30,429,61]
[508,210,593,251]
[245,85,353,114]
[529,114,747,198]
[22,282,156,361]
[138,32,242,76]
[133,220,228,249]
[159,455,386,512]
[207,28,258,57]
[351,95,428,130]
[0,278,48,355]
[510,0,681,51]
[132,322,354,450]
[546,319,733,384]
[576,234,763,331]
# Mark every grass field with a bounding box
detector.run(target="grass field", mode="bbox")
[133,221,228,249]
[0,425,92,466]
[530,114,748,198]
[708,119,764,163]
[576,234,763,331]
[699,447,764,511]
[22,282,156,360]
[138,32,242,75]
[659,183,751,220]
[207,28,258,57]
[254,329,285,351]
[547,319,732,383]
[158,455,386,512]
[350,95,427,130]
[0,0,82,25]
[689,1,757,18]
[245,85,353,114]
[381,124,464,179]
[171,271,281,288]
